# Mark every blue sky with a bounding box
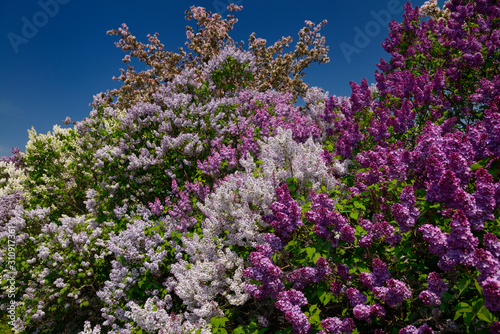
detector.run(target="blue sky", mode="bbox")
[0,0,438,157]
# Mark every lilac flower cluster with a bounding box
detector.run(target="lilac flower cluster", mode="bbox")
[243,243,285,301]
[418,272,448,306]
[372,279,412,308]
[318,317,355,334]
[357,217,401,247]
[345,287,385,322]
[359,258,391,290]
[285,257,331,290]
[420,210,479,271]
[391,186,420,233]
[275,289,310,334]
[305,191,356,246]
[399,323,435,334]
[0,147,23,168]
[262,182,303,243]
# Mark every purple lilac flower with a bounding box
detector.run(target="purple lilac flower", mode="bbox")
[436,210,478,271]
[167,180,196,232]
[337,264,352,281]
[243,244,284,300]
[319,317,355,334]
[263,183,303,243]
[305,207,334,241]
[148,197,164,216]
[482,277,500,312]
[353,304,371,322]
[263,233,283,252]
[419,224,448,257]
[330,281,342,295]
[419,272,448,306]
[470,168,496,231]
[399,323,434,334]
[392,186,420,233]
[474,248,500,284]
[490,322,500,334]
[286,257,331,290]
[370,303,386,318]
[346,288,367,306]
[0,147,23,168]
[184,179,210,202]
[373,279,412,307]
[373,259,391,285]
[275,290,310,334]
[359,272,377,290]
[484,233,500,260]
[359,258,391,290]
[388,99,416,134]
[305,191,355,246]
[340,224,355,243]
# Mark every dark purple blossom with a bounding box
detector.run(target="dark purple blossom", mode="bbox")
[275,290,310,334]
[263,233,283,252]
[419,224,448,257]
[392,186,420,233]
[484,233,500,260]
[319,317,355,334]
[399,323,434,334]
[244,244,284,300]
[419,272,447,306]
[286,257,331,291]
[330,281,342,296]
[346,288,367,307]
[373,279,412,307]
[353,304,372,322]
[148,197,164,216]
[0,147,23,168]
[263,183,303,243]
[337,264,352,281]
[482,277,500,312]
[474,248,500,283]
[491,322,500,334]
[359,258,391,290]
[370,303,386,318]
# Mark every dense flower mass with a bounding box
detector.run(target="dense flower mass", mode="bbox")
[1,1,500,334]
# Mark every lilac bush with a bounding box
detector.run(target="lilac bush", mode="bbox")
[0,1,499,334]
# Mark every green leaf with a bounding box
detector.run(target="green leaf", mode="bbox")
[353,201,366,210]
[454,302,473,312]
[319,291,332,306]
[304,247,316,259]
[470,164,482,171]
[349,211,359,220]
[476,305,494,323]
[463,310,475,327]
[475,279,482,293]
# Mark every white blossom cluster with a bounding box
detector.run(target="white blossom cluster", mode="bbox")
[0,160,28,199]
[24,124,84,204]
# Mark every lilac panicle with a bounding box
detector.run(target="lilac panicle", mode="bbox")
[319,317,355,334]
[373,279,412,308]
[419,272,448,306]
[263,182,303,243]
[243,243,284,301]
[275,289,311,334]
[285,257,331,290]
